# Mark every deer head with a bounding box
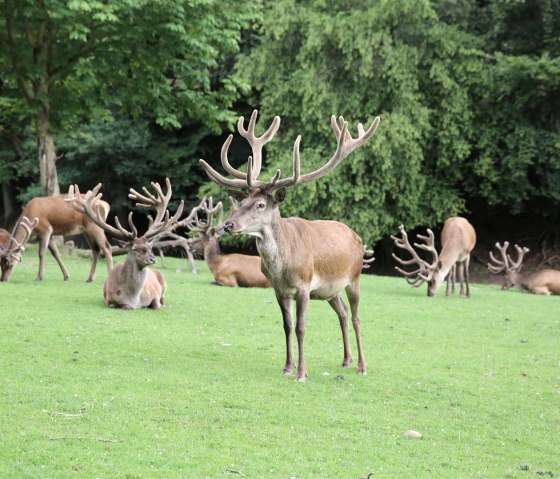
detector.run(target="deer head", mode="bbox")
[199,110,380,237]
[487,241,530,290]
[391,224,441,296]
[0,217,39,281]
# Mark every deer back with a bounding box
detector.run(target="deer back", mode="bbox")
[203,235,271,288]
[21,194,110,239]
[439,217,476,269]
[520,269,560,295]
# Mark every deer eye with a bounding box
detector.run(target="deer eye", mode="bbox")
[256,202,266,210]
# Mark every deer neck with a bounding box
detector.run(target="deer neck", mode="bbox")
[204,235,223,271]
[509,271,530,291]
[122,251,148,295]
[255,215,291,273]
[436,246,461,278]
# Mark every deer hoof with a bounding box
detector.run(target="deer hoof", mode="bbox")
[282,367,294,376]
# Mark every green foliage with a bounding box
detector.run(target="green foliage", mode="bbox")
[234,0,485,244]
[1,246,559,478]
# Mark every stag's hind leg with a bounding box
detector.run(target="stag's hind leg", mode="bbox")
[328,294,353,368]
[345,280,367,375]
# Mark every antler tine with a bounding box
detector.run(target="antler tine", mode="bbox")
[487,241,510,275]
[271,115,381,191]
[66,184,135,241]
[507,244,530,271]
[4,216,39,258]
[414,228,439,269]
[391,224,436,284]
[238,110,281,180]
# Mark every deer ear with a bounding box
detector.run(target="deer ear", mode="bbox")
[228,189,247,202]
[274,187,286,203]
[437,260,443,271]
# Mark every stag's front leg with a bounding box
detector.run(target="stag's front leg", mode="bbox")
[294,290,310,382]
[277,296,295,375]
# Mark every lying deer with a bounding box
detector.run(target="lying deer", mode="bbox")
[200,109,380,381]
[66,178,186,309]
[1,193,113,282]
[1,217,39,281]
[487,242,560,295]
[391,216,476,297]
[186,197,271,288]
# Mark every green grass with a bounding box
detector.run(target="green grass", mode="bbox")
[1,245,558,479]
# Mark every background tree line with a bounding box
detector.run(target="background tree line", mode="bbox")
[1,0,559,268]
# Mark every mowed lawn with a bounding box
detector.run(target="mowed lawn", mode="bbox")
[0,245,558,479]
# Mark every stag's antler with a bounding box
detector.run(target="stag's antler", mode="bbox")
[67,178,186,242]
[200,110,380,192]
[362,245,375,269]
[67,183,137,241]
[128,178,185,241]
[391,225,439,286]
[0,216,39,261]
[185,197,224,235]
[487,242,530,275]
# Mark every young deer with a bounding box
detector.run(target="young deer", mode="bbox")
[391,216,476,297]
[66,178,186,309]
[487,242,560,295]
[0,217,39,281]
[1,194,113,282]
[200,110,380,381]
[186,197,271,288]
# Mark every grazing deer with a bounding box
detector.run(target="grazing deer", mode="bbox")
[200,110,380,381]
[186,197,271,288]
[1,217,39,281]
[66,178,186,309]
[487,242,560,295]
[391,216,476,297]
[1,195,113,282]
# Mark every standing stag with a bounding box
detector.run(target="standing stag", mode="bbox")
[66,178,186,309]
[0,217,39,281]
[186,197,271,288]
[1,194,113,282]
[487,242,560,295]
[200,109,380,381]
[391,216,476,297]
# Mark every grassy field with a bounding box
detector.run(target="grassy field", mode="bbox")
[0,245,558,479]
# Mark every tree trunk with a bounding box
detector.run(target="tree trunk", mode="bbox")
[35,112,60,197]
[1,182,15,222]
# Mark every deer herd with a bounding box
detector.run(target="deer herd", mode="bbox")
[1,110,559,381]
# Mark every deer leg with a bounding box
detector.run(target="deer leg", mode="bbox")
[463,257,471,298]
[294,291,310,382]
[277,296,295,375]
[48,238,70,281]
[345,281,367,376]
[328,295,353,368]
[446,264,456,296]
[83,235,99,283]
[458,260,466,297]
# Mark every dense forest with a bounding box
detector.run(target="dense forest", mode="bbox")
[1,0,559,274]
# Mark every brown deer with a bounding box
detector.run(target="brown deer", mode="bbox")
[66,178,186,309]
[0,228,10,246]
[487,242,560,295]
[1,217,39,281]
[1,194,113,282]
[200,110,380,381]
[391,216,476,297]
[186,197,271,288]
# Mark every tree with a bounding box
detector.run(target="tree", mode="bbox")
[0,0,255,196]
[233,0,484,245]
